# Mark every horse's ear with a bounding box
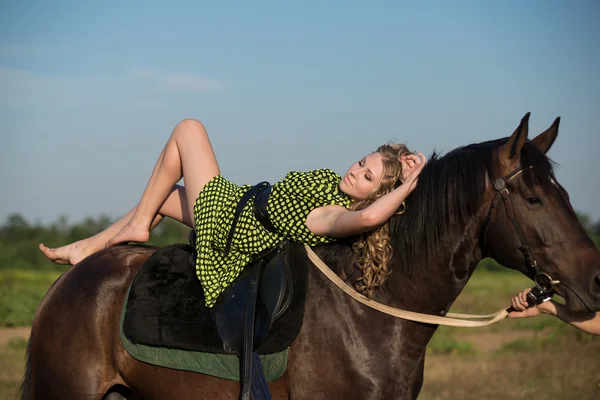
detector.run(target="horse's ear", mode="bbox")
[500,112,530,160]
[531,117,560,154]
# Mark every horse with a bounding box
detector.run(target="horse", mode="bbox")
[21,113,600,400]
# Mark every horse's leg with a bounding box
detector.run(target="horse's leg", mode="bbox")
[404,352,425,400]
[26,248,154,400]
[103,385,141,400]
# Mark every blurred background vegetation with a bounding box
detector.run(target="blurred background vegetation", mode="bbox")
[0,212,191,272]
[0,212,191,326]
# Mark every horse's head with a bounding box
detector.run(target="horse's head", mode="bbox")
[483,113,600,312]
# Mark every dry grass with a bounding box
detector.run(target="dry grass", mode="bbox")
[421,332,600,400]
[418,267,600,399]
[0,338,26,400]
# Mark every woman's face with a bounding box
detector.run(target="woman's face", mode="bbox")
[339,152,384,200]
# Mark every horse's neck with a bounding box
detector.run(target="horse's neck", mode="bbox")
[380,219,484,315]
[309,210,485,315]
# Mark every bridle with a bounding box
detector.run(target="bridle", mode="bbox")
[481,164,560,297]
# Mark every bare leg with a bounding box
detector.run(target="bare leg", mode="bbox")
[103,119,219,247]
[40,185,194,265]
[40,119,220,265]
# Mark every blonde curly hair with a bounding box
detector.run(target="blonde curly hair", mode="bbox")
[350,143,412,298]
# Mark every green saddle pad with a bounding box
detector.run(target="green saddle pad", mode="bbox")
[119,283,288,382]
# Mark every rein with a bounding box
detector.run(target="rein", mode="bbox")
[304,244,508,327]
[303,163,559,327]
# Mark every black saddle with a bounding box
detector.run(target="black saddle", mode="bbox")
[213,245,293,354]
[122,240,307,399]
[123,242,306,350]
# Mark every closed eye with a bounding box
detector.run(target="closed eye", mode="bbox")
[358,158,373,181]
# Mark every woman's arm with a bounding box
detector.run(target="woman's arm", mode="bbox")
[306,153,426,238]
[306,179,417,237]
[509,288,600,336]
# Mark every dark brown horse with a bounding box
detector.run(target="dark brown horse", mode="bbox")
[21,114,600,399]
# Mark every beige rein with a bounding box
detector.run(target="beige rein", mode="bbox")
[304,244,509,327]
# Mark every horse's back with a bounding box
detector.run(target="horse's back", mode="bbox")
[35,245,155,324]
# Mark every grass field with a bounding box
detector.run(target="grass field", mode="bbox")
[421,269,600,399]
[0,267,598,399]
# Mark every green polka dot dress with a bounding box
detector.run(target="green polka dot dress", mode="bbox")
[193,168,351,307]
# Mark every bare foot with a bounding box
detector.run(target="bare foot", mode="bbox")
[39,240,94,265]
[105,222,150,248]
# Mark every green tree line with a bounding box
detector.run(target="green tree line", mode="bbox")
[0,213,190,270]
[0,211,599,271]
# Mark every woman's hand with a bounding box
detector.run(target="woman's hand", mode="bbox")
[508,288,556,318]
[400,152,427,187]
[508,288,600,335]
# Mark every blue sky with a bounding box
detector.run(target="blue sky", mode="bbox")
[1,0,599,226]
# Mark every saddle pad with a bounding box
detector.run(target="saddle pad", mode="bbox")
[120,285,288,381]
[122,243,307,354]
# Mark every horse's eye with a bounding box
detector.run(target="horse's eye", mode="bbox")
[527,196,542,205]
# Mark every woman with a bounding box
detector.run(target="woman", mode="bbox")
[509,288,600,336]
[40,119,426,307]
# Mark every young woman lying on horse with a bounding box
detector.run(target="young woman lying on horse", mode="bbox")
[40,118,426,305]
[29,114,600,399]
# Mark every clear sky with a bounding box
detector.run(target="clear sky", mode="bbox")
[1,0,599,225]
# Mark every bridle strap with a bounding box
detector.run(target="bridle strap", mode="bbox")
[485,166,539,272]
[484,165,560,293]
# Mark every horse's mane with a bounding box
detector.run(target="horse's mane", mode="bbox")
[388,145,488,277]
[388,138,556,277]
